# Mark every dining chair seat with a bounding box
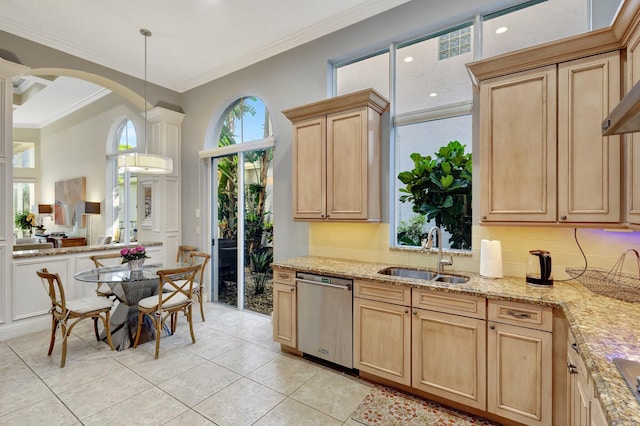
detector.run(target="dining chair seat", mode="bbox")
[60,296,114,314]
[96,283,115,297]
[138,292,189,309]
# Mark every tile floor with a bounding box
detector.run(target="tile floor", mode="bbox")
[0,302,373,426]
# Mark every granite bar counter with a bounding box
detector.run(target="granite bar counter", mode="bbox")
[272,256,640,425]
[12,241,163,259]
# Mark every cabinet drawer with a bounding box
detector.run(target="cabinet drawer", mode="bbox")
[273,268,294,285]
[355,280,411,306]
[488,299,552,332]
[412,289,486,319]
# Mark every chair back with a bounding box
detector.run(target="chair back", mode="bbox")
[90,252,122,268]
[188,252,211,285]
[177,245,197,263]
[157,264,201,306]
[36,268,67,316]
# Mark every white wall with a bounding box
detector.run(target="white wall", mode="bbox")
[39,93,142,242]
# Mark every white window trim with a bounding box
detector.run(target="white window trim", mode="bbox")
[198,136,275,159]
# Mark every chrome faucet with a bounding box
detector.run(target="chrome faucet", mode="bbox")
[421,226,453,273]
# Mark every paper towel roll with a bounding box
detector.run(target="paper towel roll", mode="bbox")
[480,239,503,278]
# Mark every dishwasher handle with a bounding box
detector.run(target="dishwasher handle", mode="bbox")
[295,277,351,291]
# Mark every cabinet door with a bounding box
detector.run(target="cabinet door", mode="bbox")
[292,117,326,219]
[273,282,296,348]
[479,65,557,222]
[326,108,370,220]
[589,398,608,426]
[412,308,486,410]
[627,28,640,224]
[558,51,621,223]
[354,297,411,385]
[487,322,552,425]
[568,349,590,425]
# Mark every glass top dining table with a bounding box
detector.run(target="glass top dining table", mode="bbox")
[74,261,188,350]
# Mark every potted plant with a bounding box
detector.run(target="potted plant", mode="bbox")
[398,140,472,250]
[14,209,36,237]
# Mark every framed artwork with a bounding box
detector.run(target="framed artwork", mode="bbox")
[54,177,86,226]
[140,181,152,229]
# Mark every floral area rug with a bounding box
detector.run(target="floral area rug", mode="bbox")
[351,385,502,426]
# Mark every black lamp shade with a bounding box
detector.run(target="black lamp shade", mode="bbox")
[84,202,101,215]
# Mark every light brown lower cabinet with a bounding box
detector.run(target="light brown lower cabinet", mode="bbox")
[411,308,487,410]
[272,281,297,348]
[567,331,611,426]
[487,321,553,425]
[353,297,411,385]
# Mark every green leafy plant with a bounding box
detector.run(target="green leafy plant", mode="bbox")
[249,249,273,295]
[398,140,472,249]
[397,214,428,246]
[14,210,36,231]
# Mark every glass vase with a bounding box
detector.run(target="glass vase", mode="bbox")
[127,258,145,272]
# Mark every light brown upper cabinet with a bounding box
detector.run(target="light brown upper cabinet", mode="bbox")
[478,51,621,224]
[283,89,389,222]
[626,24,640,226]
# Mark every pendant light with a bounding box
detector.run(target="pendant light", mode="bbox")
[118,28,173,174]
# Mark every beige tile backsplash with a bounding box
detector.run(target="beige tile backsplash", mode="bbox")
[309,223,640,280]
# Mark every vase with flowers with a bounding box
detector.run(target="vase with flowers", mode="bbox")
[14,210,36,237]
[120,246,149,271]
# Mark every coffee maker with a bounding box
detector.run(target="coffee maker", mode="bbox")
[526,249,553,286]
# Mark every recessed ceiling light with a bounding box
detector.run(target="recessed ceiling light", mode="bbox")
[429,92,437,97]
[404,56,413,63]
[496,26,508,34]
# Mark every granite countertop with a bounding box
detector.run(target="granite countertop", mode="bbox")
[272,256,640,426]
[12,241,163,259]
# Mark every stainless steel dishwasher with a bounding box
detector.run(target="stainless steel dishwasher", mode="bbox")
[296,272,353,369]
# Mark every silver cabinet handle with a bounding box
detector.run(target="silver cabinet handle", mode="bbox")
[567,362,578,374]
[404,309,409,314]
[507,310,532,319]
[489,324,495,330]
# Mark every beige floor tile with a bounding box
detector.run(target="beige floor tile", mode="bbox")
[128,347,206,384]
[290,369,372,422]
[254,398,343,426]
[163,409,215,425]
[38,356,125,394]
[0,375,54,417]
[182,327,246,359]
[247,354,322,395]
[0,358,35,386]
[212,341,280,375]
[57,368,153,419]
[0,396,78,426]
[82,387,188,425]
[158,360,241,407]
[194,377,285,426]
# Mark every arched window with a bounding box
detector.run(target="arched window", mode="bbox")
[108,117,139,242]
[115,118,137,151]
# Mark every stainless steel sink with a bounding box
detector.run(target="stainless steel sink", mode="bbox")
[378,267,437,280]
[433,274,469,284]
[378,267,469,284]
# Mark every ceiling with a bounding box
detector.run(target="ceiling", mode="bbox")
[3,0,410,128]
[0,0,411,93]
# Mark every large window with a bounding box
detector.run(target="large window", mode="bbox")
[12,142,35,168]
[334,0,592,250]
[111,117,139,242]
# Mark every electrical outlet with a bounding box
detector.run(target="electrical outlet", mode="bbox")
[195,208,200,218]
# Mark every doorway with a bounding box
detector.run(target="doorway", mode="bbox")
[208,96,274,314]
